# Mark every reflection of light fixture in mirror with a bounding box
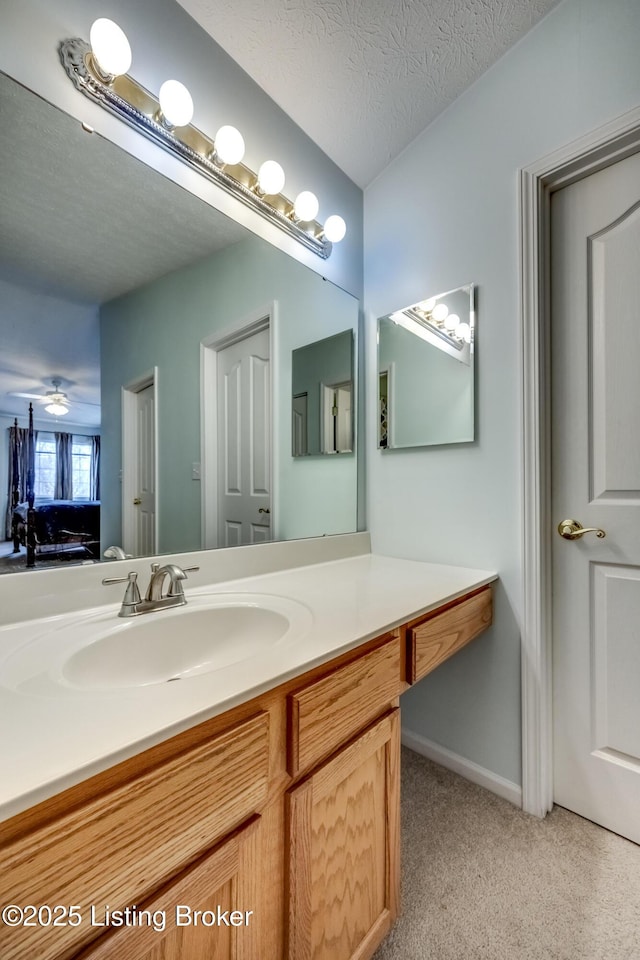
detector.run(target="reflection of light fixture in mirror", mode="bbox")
[157,79,194,128]
[406,295,472,351]
[44,381,70,416]
[60,26,346,259]
[45,401,69,416]
[390,311,470,365]
[457,321,471,343]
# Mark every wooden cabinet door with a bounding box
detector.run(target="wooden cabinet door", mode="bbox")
[286,710,400,960]
[76,817,261,960]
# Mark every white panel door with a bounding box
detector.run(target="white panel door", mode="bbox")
[217,329,270,546]
[551,150,640,842]
[134,383,156,557]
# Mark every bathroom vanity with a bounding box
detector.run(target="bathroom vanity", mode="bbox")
[0,551,494,960]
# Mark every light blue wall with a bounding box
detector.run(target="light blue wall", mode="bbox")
[0,0,362,299]
[365,0,640,786]
[100,236,359,553]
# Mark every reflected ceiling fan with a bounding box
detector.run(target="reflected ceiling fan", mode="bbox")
[10,378,98,417]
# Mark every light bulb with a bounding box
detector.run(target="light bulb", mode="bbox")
[215,126,245,165]
[293,191,319,222]
[457,322,471,343]
[444,313,460,331]
[90,18,132,77]
[432,303,449,323]
[158,80,194,127]
[422,298,437,313]
[257,160,285,195]
[45,402,68,416]
[324,215,346,243]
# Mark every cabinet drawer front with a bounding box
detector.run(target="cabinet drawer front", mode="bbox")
[288,634,401,777]
[74,817,261,960]
[408,587,492,683]
[0,712,269,960]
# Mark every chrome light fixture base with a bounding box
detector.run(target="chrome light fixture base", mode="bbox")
[59,38,332,259]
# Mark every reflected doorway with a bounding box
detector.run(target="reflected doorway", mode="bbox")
[201,312,273,548]
[122,370,157,557]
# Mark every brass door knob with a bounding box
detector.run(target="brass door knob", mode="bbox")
[557,519,606,540]
[133,497,142,505]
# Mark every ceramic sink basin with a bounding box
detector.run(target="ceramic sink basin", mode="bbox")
[1,593,312,693]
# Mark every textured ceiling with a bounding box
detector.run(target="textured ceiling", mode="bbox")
[0,75,247,306]
[178,0,561,187]
[0,73,247,425]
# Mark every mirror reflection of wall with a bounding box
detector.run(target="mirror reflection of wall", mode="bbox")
[291,330,354,457]
[377,284,475,449]
[0,72,359,574]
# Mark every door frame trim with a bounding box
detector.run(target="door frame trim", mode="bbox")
[121,367,159,557]
[519,105,640,818]
[200,304,277,549]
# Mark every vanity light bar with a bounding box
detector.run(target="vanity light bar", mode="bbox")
[59,30,346,259]
[403,308,466,350]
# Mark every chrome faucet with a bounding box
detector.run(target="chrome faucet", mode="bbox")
[102,563,200,617]
[103,545,130,560]
[145,563,194,602]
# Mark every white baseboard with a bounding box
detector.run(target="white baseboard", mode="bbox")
[401,728,522,808]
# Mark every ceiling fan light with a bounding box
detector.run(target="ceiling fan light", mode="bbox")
[45,401,69,416]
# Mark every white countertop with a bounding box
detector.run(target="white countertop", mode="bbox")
[0,553,496,823]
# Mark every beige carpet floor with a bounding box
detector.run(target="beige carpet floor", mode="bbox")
[373,748,640,960]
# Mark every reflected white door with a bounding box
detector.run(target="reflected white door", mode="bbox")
[123,379,156,558]
[322,382,352,454]
[551,150,640,842]
[134,383,155,556]
[217,328,270,546]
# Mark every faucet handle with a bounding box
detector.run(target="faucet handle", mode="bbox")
[166,565,200,597]
[102,571,138,585]
[102,571,141,607]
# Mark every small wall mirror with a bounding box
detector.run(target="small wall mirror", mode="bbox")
[377,283,475,449]
[292,330,354,457]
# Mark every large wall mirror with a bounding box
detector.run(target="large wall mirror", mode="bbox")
[377,284,475,449]
[0,72,359,574]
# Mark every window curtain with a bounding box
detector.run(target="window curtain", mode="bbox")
[4,425,31,540]
[90,435,100,500]
[54,432,73,500]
